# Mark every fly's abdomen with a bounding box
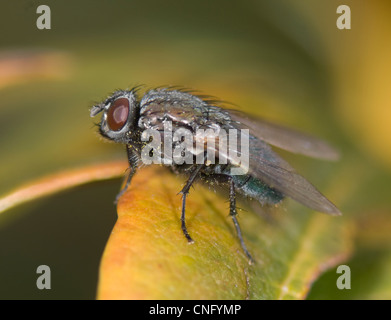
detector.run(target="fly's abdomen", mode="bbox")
[231,174,284,205]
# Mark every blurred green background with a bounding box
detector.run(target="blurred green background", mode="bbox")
[0,0,390,299]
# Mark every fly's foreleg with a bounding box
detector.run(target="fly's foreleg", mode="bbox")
[115,145,139,204]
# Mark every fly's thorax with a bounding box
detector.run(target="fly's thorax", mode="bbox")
[138,103,204,131]
[137,89,230,132]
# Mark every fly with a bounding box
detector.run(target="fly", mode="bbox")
[90,86,341,263]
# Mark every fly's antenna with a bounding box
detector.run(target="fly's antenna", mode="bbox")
[90,104,105,117]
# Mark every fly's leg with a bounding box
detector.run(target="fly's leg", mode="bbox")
[115,145,139,204]
[229,177,254,264]
[114,169,134,204]
[178,164,205,243]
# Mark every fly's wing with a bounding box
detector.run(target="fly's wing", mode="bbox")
[228,110,339,161]
[223,129,341,215]
[250,140,340,214]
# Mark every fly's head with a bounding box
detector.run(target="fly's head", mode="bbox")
[90,90,139,143]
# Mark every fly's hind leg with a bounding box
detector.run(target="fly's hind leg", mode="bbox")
[115,145,139,204]
[178,164,205,243]
[229,177,254,264]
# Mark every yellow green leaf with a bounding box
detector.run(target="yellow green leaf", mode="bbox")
[309,210,391,300]
[98,166,353,300]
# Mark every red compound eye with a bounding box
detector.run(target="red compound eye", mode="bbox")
[107,98,129,131]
